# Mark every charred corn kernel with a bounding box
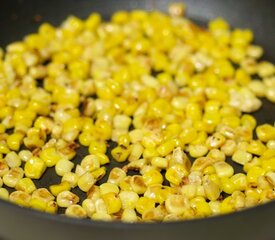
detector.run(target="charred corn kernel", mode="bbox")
[88,140,107,154]
[142,169,163,186]
[111,145,130,163]
[49,181,71,196]
[191,157,217,172]
[108,167,126,185]
[65,204,87,218]
[56,190,79,208]
[213,162,234,178]
[102,192,122,214]
[232,150,253,165]
[6,133,24,151]
[121,208,138,222]
[24,157,46,179]
[256,124,275,142]
[91,167,106,180]
[220,177,236,194]
[166,164,188,186]
[189,144,208,158]
[32,188,54,203]
[78,172,96,192]
[5,151,21,168]
[230,173,247,191]
[10,190,31,207]
[136,196,155,215]
[3,167,24,188]
[39,147,62,167]
[265,171,275,187]
[0,188,9,200]
[99,182,119,195]
[45,200,58,214]
[0,160,9,177]
[130,175,147,194]
[15,177,36,194]
[247,166,265,184]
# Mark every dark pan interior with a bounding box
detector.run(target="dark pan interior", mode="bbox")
[0,0,275,240]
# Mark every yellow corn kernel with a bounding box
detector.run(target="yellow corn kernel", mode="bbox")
[165,164,188,186]
[213,162,234,178]
[0,188,9,200]
[241,114,257,130]
[0,160,9,177]
[232,149,253,165]
[121,208,138,222]
[65,204,87,218]
[220,196,234,214]
[91,167,106,181]
[18,150,33,162]
[85,13,101,31]
[82,199,96,218]
[113,114,132,130]
[24,157,47,179]
[92,212,112,221]
[151,157,168,169]
[0,142,11,155]
[118,190,139,209]
[136,196,155,215]
[88,140,107,154]
[157,139,175,156]
[29,197,47,211]
[203,179,220,201]
[78,172,96,192]
[49,181,71,196]
[99,182,119,195]
[190,197,212,217]
[111,145,130,162]
[56,190,79,208]
[209,201,221,215]
[130,175,147,194]
[31,188,54,204]
[6,133,24,151]
[129,143,144,162]
[244,157,261,172]
[142,169,163,186]
[107,167,126,185]
[61,172,79,188]
[246,140,266,156]
[220,177,236,194]
[9,190,31,207]
[230,173,247,191]
[256,124,275,142]
[207,149,226,162]
[165,194,187,215]
[191,131,208,145]
[188,144,208,158]
[179,127,197,144]
[55,159,74,177]
[3,167,24,188]
[15,177,36,194]
[247,166,265,184]
[39,147,62,167]
[102,192,122,214]
[265,171,275,187]
[5,151,21,168]
[80,155,100,172]
[45,200,58,214]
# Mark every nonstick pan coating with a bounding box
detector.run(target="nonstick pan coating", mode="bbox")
[0,0,275,240]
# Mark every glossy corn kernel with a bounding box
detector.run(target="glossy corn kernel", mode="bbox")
[136,196,155,215]
[78,172,96,192]
[102,192,122,214]
[256,124,275,142]
[24,157,46,179]
[165,164,188,186]
[99,182,119,195]
[49,181,71,196]
[108,167,126,185]
[0,188,9,200]
[121,208,138,222]
[130,175,147,194]
[213,162,234,178]
[232,150,253,165]
[142,169,163,186]
[111,146,130,163]
[5,151,21,168]
[39,147,62,167]
[10,190,31,207]
[62,172,79,188]
[15,177,36,194]
[3,167,24,188]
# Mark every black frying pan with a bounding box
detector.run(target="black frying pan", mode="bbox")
[0,0,275,240]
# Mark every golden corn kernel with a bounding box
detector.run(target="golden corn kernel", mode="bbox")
[15,177,36,194]
[49,181,71,196]
[56,190,79,208]
[65,204,87,218]
[24,157,46,179]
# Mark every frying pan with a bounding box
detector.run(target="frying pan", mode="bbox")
[0,0,275,240]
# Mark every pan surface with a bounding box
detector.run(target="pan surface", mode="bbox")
[0,0,275,240]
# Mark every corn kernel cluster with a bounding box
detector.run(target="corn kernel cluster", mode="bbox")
[0,3,275,222]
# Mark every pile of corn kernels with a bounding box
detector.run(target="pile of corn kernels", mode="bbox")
[0,3,275,222]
